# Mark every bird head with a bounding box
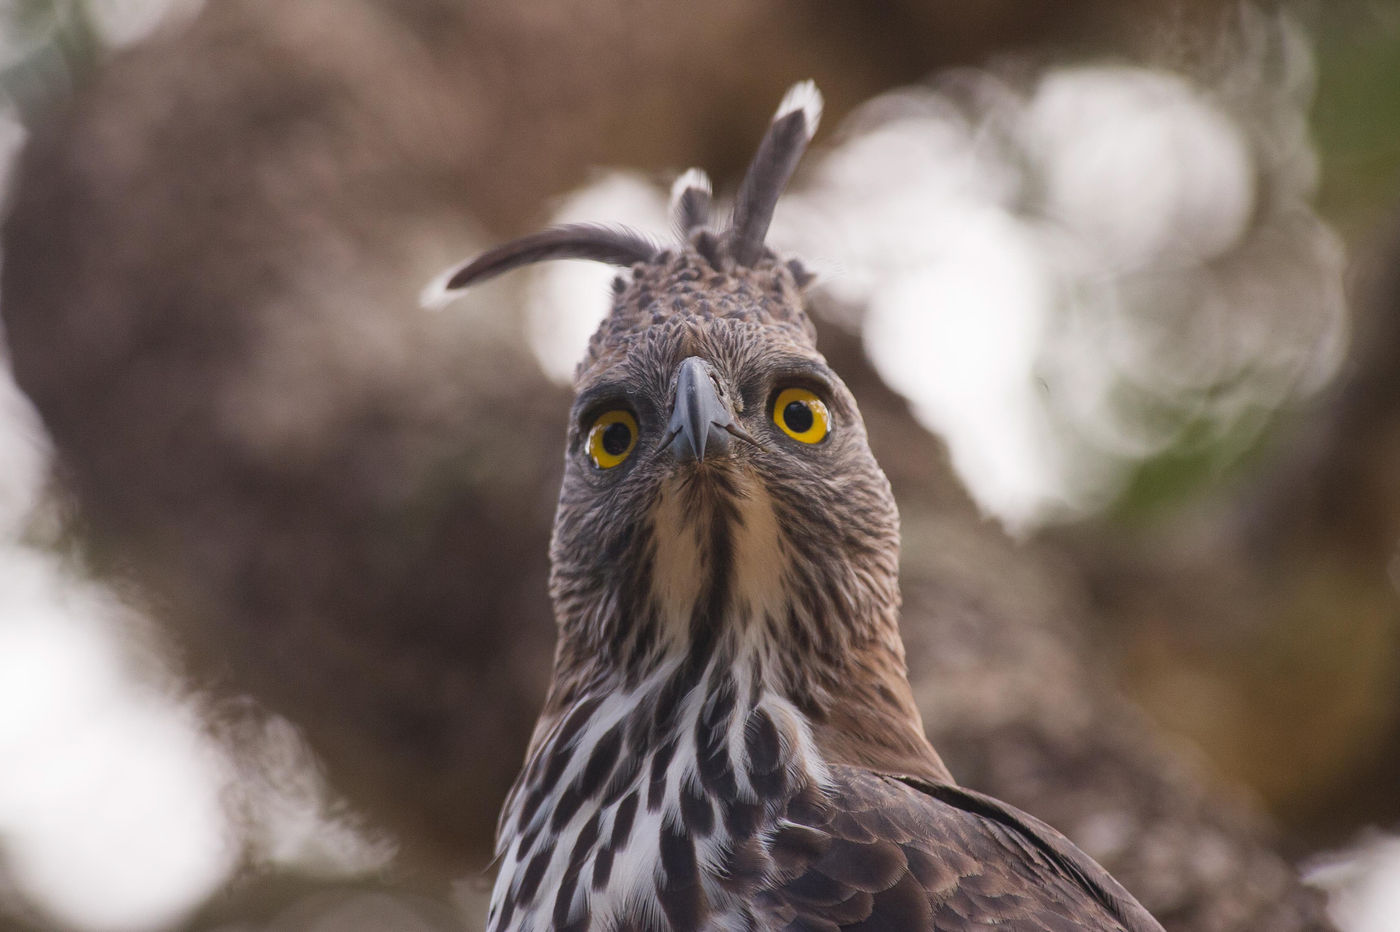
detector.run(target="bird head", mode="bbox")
[431,83,905,707]
[552,247,901,678]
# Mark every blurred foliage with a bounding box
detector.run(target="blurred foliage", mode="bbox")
[0,0,100,116]
[1111,1,1400,523]
[1311,4,1400,239]
[1111,410,1272,525]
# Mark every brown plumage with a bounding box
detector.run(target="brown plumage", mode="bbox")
[434,80,1163,932]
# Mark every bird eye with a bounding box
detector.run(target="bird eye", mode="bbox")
[586,410,638,469]
[772,387,829,444]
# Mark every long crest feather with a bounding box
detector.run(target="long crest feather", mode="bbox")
[422,223,658,308]
[726,80,823,266]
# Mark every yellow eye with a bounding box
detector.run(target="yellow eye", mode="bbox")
[772,387,830,444]
[586,410,638,469]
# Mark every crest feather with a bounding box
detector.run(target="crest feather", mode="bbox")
[421,223,658,308]
[670,168,713,236]
[726,80,823,266]
[424,81,825,309]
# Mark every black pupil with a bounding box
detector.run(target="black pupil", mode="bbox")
[783,400,814,434]
[601,421,632,457]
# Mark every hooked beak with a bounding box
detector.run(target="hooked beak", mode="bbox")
[666,356,758,462]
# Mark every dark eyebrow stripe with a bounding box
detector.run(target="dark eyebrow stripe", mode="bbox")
[573,383,637,426]
[751,360,836,395]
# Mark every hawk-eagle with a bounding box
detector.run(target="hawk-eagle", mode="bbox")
[434,81,1163,932]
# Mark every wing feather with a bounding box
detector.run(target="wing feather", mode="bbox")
[759,766,1164,931]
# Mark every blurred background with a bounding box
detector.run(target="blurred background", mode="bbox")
[0,0,1398,929]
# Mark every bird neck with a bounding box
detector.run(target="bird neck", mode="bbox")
[494,471,951,929]
[548,468,950,791]
[493,621,947,930]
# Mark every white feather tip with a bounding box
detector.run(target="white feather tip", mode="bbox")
[774,80,823,139]
[419,263,467,311]
[669,167,713,206]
